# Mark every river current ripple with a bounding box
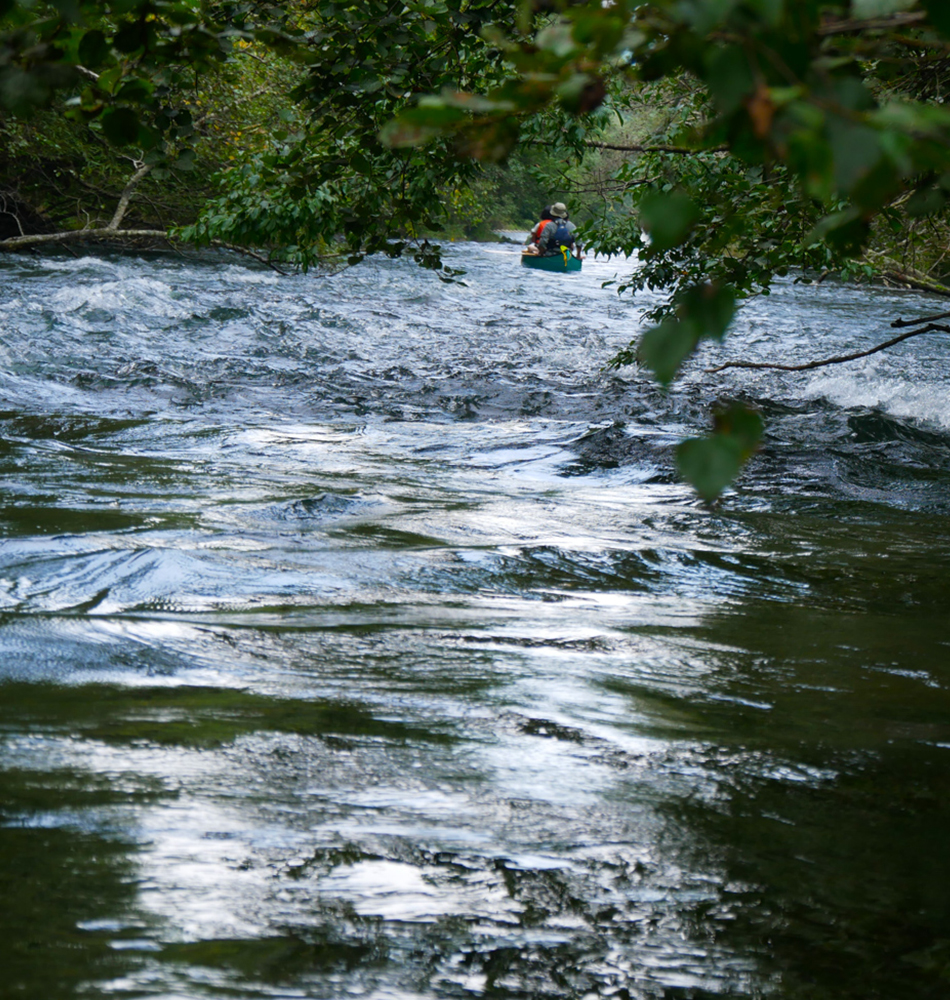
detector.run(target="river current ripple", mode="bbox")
[0,244,948,1000]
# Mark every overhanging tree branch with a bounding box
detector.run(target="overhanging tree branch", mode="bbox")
[0,160,160,252]
[210,240,290,275]
[524,138,725,155]
[892,309,950,328]
[881,266,950,297]
[0,228,166,251]
[705,323,950,374]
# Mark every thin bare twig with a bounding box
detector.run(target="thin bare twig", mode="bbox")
[817,11,927,35]
[0,193,26,236]
[891,32,950,52]
[210,240,291,275]
[524,139,725,155]
[891,309,950,328]
[705,323,950,374]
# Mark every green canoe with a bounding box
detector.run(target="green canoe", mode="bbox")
[521,251,582,273]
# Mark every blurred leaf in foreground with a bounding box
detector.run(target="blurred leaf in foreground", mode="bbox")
[676,403,763,502]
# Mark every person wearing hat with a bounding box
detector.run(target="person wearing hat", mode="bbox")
[535,202,581,257]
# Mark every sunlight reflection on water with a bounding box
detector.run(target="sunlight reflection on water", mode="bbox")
[0,247,948,999]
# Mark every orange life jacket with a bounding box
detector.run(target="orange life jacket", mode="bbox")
[529,219,549,244]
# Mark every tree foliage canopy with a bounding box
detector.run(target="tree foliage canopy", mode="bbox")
[4,0,950,497]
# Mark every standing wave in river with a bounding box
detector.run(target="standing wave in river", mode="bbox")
[0,244,948,1000]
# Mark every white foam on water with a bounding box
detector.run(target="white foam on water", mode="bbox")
[47,276,191,321]
[218,264,280,284]
[804,370,950,429]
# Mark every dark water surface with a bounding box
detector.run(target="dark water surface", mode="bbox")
[0,245,948,999]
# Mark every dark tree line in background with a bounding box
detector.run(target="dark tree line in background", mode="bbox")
[3,0,950,497]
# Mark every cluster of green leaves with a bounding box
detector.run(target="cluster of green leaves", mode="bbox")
[591,145,846,371]
[180,134,470,273]
[608,1,950,495]
[0,0,252,172]
[382,0,638,154]
[0,3,309,234]
[180,0,526,270]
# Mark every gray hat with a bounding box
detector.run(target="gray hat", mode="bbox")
[550,202,568,218]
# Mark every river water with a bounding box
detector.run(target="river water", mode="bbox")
[0,243,948,1000]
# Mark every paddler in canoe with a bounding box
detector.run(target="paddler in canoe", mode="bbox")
[522,202,583,272]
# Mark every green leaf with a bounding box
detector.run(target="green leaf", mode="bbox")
[637,320,701,385]
[680,0,742,33]
[115,78,153,102]
[114,21,146,54]
[96,66,122,94]
[713,402,763,455]
[805,207,865,253]
[380,102,468,147]
[49,0,81,20]
[0,67,53,113]
[850,158,901,212]
[439,91,515,113]
[676,403,763,502]
[453,118,520,163]
[921,0,950,36]
[746,0,784,27]
[827,217,869,255]
[676,434,746,502]
[78,29,109,67]
[379,118,442,148]
[137,124,162,150]
[399,103,467,127]
[678,283,736,342]
[536,21,576,58]
[173,148,196,171]
[100,106,140,145]
[704,44,755,114]
[107,0,146,14]
[906,186,946,217]
[829,121,882,193]
[639,191,699,253]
